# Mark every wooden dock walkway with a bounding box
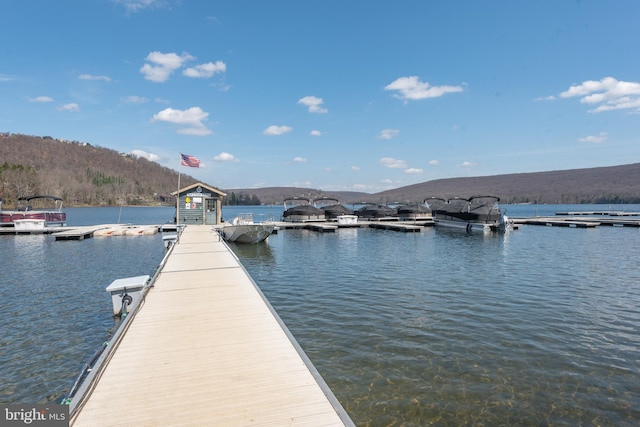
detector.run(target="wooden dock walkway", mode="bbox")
[69,224,353,427]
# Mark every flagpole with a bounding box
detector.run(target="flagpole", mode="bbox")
[177,153,181,225]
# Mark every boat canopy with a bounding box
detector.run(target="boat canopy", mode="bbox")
[283,197,311,206]
[396,202,430,214]
[354,203,398,218]
[18,195,64,202]
[313,197,353,217]
[467,195,500,202]
[17,195,64,211]
[312,197,339,205]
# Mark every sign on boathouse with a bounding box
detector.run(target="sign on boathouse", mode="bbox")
[172,182,226,225]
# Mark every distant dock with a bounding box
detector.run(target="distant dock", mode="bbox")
[2,210,639,241]
[69,224,354,426]
[271,219,434,233]
[555,211,640,216]
[512,214,640,228]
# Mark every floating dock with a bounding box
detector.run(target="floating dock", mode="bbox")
[272,219,433,232]
[69,224,353,427]
[369,222,423,232]
[512,216,640,228]
[555,211,640,216]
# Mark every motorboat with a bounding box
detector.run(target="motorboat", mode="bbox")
[313,197,354,220]
[354,203,398,221]
[282,197,325,222]
[395,202,432,220]
[426,195,512,232]
[336,214,358,225]
[221,213,275,243]
[0,195,67,227]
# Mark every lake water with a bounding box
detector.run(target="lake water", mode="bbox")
[1,205,639,426]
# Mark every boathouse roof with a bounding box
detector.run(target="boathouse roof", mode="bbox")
[171,182,226,197]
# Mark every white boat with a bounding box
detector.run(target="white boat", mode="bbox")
[221,214,275,243]
[427,195,513,233]
[337,214,358,225]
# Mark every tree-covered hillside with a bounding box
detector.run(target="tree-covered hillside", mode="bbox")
[0,133,198,207]
[2,132,639,207]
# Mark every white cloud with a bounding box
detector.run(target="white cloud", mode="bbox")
[58,103,79,112]
[28,96,54,103]
[79,74,112,82]
[140,51,194,83]
[214,152,239,162]
[353,183,372,190]
[404,168,423,174]
[428,160,439,166]
[579,132,608,143]
[460,161,475,167]
[351,165,361,171]
[113,0,164,13]
[0,75,13,82]
[211,82,231,92]
[310,130,322,136]
[560,77,640,113]
[130,149,159,161]
[534,95,556,101]
[385,76,464,101]
[293,157,307,163]
[123,95,148,104]
[378,128,399,139]
[297,96,328,113]
[183,61,227,78]
[379,157,407,169]
[263,125,292,136]
[151,106,212,135]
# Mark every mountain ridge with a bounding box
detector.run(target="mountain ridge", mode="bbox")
[227,162,640,205]
[2,133,639,206]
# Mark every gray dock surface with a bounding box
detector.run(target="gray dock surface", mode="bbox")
[70,224,353,427]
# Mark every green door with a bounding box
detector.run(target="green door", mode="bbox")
[205,199,217,224]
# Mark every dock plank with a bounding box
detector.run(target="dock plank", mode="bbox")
[70,225,353,427]
[369,222,423,232]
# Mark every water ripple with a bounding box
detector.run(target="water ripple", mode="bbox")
[238,225,640,426]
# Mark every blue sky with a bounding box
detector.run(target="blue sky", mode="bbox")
[1,1,638,193]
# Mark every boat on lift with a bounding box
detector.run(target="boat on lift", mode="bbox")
[0,195,67,228]
[426,195,512,233]
[313,197,354,220]
[395,201,432,221]
[282,197,325,222]
[353,203,398,221]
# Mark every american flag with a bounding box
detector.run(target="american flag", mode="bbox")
[180,153,200,168]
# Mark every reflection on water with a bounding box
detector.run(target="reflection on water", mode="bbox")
[2,205,640,425]
[226,240,275,262]
[0,208,169,405]
[234,223,640,426]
